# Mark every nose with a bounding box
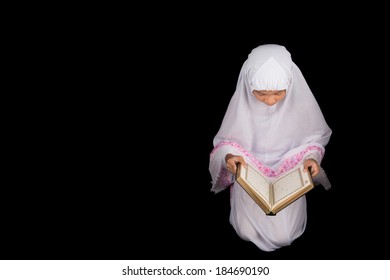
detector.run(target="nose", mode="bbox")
[264,96,277,106]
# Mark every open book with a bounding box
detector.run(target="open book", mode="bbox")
[235,162,314,215]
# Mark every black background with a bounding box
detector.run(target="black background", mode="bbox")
[3,11,389,260]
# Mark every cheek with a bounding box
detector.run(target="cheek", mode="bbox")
[254,95,265,102]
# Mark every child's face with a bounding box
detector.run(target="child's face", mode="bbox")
[252,89,287,106]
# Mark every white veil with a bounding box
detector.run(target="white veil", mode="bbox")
[213,44,331,167]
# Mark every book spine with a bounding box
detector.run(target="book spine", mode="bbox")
[269,182,274,208]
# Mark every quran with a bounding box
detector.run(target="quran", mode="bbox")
[235,162,314,215]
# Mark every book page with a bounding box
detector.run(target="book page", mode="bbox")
[245,164,270,204]
[273,165,311,204]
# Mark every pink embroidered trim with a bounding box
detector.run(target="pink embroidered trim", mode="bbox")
[210,141,324,177]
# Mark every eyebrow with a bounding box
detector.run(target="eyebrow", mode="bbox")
[254,90,285,95]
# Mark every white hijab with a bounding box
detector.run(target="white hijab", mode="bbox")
[213,44,332,167]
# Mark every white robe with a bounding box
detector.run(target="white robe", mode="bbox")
[209,44,332,252]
